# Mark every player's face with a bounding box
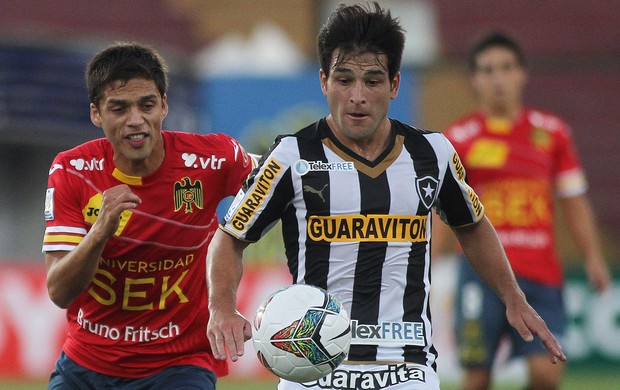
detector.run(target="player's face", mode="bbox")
[320,50,399,143]
[472,46,527,114]
[90,78,168,175]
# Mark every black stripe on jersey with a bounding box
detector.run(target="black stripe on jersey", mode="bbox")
[296,124,331,290]
[436,170,476,227]
[400,123,439,368]
[347,170,391,361]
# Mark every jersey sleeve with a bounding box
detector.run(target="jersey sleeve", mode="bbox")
[551,123,588,198]
[221,136,295,242]
[42,156,88,252]
[434,137,485,227]
[211,133,255,197]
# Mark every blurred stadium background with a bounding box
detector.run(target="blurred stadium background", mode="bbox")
[0,0,618,388]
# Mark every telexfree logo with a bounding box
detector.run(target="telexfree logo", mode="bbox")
[293,159,355,176]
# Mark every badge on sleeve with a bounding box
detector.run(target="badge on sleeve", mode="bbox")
[45,188,55,221]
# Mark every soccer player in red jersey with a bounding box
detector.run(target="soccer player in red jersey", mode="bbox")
[437,32,611,390]
[42,42,253,389]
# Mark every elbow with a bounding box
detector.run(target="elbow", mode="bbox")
[46,282,77,309]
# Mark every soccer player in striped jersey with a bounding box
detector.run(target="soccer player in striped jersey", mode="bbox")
[436,32,610,390]
[206,4,566,390]
[42,43,253,389]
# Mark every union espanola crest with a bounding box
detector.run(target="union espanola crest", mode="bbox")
[174,177,203,213]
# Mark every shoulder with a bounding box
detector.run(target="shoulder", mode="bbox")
[163,130,238,148]
[392,119,450,145]
[524,108,571,135]
[442,113,484,144]
[391,119,455,160]
[163,130,252,169]
[270,120,321,150]
[52,138,109,166]
[163,130,246,157]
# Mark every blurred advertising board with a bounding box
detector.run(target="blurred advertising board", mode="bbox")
[0,261,618,382]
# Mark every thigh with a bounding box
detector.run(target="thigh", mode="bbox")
[453,257,508,368]
[48,351,101,390]
[510,278,566,358]
[277,363,439,390]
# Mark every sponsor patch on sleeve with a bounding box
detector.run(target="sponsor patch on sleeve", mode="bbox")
[45,188,55,221]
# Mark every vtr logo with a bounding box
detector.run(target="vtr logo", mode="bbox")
[70,158,104,171]
[182,153,225,169]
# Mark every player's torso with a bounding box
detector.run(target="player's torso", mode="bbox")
[445,110,565,284]
[53,132,231,343]
[461,115,555,228]
[257,120,445,365]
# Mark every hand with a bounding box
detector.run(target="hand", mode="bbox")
[585,255,611,293]
[506,300,567,364]
[91,184,141,239]
[207,309,252,362]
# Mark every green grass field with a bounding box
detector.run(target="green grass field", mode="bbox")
[2,367,619,389]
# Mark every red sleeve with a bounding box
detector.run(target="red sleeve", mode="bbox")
[550,121,588,198]
[220,134,253,196]
[43,155,89,252]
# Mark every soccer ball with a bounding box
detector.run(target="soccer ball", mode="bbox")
[252,284,351,383]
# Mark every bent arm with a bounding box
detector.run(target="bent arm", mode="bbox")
[452,216,567,363]
[45,184,141,308]
[206,228,251,362]
[45,231,107,308]
[559,194,611,292]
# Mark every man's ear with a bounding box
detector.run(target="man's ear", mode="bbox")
[319,69,328,96]
[162,93,169,120]
[90,103,102,128]
[390,72,401,100]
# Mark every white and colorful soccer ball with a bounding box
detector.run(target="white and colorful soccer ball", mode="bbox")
[252,284,351,383]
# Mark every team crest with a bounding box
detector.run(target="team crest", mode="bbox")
[415,176,439,209]
[530,127,551,150]
[174,177,203,213]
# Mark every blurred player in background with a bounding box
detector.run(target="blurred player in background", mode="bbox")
[42,42,253,389]
[205,4,566,390]
[435,32,611,390]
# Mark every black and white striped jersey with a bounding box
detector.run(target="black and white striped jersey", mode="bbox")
[222,118,483,370]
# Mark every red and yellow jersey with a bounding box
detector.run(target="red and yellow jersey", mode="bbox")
[444,109,587,287]
[42,131,252,378]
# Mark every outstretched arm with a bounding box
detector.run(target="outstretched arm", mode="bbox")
[206,229,251,362]
[452,216,567,364]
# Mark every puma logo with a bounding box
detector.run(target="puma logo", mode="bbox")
[303,184,328,202]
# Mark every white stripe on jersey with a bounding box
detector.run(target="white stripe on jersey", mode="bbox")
[45,226,88,234]
[324,144,361,316]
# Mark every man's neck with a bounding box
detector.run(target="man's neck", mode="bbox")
[482,103,522,122]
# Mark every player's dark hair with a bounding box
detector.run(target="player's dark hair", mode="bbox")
[469,32,526,71]
[317,1,405,81]
[86,42,168,106]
